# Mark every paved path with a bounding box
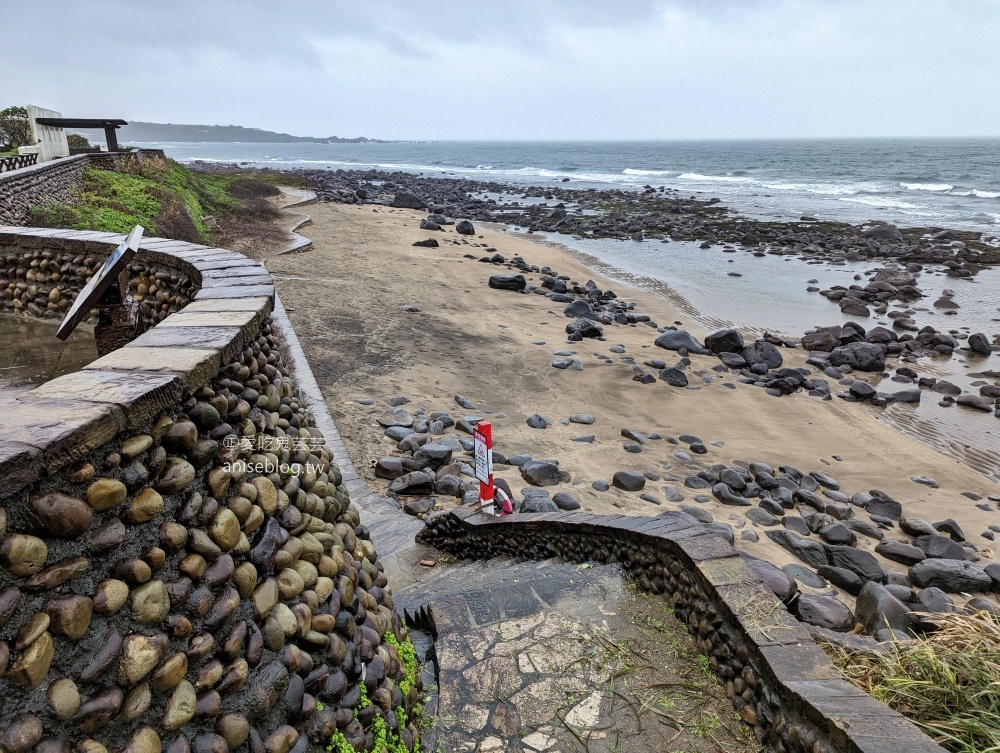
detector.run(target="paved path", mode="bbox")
[393,558,758,753]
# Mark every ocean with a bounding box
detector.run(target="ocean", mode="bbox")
[149,138,1000,233]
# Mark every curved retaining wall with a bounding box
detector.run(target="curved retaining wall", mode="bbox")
[418,507,945,753]
[0,228,420,753]
[1,227,197,327]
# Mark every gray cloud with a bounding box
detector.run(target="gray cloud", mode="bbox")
[3,0,998,139]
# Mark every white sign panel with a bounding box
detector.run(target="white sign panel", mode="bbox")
[27,105,69,162]
[473,430,492,484]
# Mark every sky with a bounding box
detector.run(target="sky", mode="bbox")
[4,0,999,141]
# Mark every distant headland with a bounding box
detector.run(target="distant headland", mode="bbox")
[73,120,383,144]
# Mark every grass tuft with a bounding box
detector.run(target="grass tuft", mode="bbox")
[822,610,1000,753]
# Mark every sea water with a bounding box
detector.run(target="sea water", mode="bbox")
[150,138,1000,232]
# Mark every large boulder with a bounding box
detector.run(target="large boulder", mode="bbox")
[552,492,581,511]
[612,471,645,491]
[519,460,562,487]
[744,558,798,604]
[719,352,747,369]
[387,471,435,496]
[374,458,406,480]
[874,540,925,566]
[659,368,688,387]
[489,274,526,292]
[801,331,839,352]
[654,330,710,355]
[455,220,475,235]
[829,342,886,372]
[521,495,558,513]
[968,333,992,356]
[566,318,603,338]
[840,300,871,317]
[909,560,992,593]
[704,329,744,354]
[412,443,453,470]
[913,534,966,561]
[866,494,902,521]
[872,267,917,287]
[741,341,783,369]
[816,565,864,595]
[563,300,599,320]
[765,530,828,569]
[862,223,903,242]
[855,582,915,638]
[865,327,898,344]
[826,545,885,583]
[795,594,855,632]
[391,192,425,209]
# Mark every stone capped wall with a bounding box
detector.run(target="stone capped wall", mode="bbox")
[0,229,422,753]
[419,507,946,753]
[0,156,89,228]
[0,151,166,228]
[1,233,196,326]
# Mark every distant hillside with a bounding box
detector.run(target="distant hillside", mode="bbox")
[73,121,381,144]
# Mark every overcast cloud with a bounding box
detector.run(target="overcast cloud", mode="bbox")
[4,0,998,140]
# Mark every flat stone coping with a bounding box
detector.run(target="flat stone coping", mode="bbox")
[269,293,375,508]
[0,226,275,500]
[274,188,315,256]
[279,187,317,209]
[431,507,946,753]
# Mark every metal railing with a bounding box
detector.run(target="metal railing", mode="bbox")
[0,153,39,173]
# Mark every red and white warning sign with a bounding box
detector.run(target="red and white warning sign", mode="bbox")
[472,421,494,512]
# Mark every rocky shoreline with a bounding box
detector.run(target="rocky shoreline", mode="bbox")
[197,163,1000,267]
[252,175,1000,651]
[358,259,1000,644]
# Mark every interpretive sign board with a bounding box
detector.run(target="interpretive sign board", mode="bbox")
[56,225,144,341]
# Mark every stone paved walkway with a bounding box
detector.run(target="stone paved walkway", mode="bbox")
[393,558,761,753]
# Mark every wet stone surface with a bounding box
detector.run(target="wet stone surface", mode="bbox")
[394,559,758,753]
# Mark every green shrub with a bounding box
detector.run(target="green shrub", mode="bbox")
[67,133,92,151]
[82,168,162,221]
[28,202,83,229]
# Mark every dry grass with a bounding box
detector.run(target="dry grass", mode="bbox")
[821,610,1000,752]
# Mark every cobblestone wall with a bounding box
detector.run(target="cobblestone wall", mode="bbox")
[419,507,945,753]
[0,156,89,227]
[0,151,167,228]
[0,229,422,753]
[0,238,196,326]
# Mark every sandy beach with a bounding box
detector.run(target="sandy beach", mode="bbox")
[262,200,1000,599]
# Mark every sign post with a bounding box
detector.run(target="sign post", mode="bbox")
[473,421,494,514]
[56,225,145,355]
